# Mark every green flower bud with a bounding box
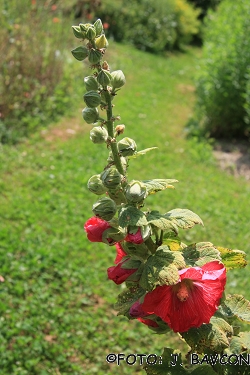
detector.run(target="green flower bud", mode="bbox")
[79,23,91,33]
[92,197,117,221]
[94,19,104,36]
[95,34,109,49]
[71,46,88,61]
[102,227,126,245]
[82,107,99,124]
[88,49,103,65]
[101,167,121,189]
[86,25,96,40]
[97,69,112,87]
[84,76,99,91]
[117,137,137,157]
[90,126,108,144]
[111,70,126,90]
[87,174,106,195]
[84,91,101,108]
[72,26,85,39]
[125,180,147,203]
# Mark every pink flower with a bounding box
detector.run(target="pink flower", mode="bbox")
[142,261,226,333]
[84,216,110,242]
[107,259,137,285]
[125,228,144,244]
[114,242,127,264]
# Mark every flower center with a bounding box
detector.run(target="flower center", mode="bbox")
[175,279,193,302]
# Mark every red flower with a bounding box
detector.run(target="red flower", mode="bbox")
[107,259,137,285]
[137,317,159,328]
[125,228,143,244]
[84,216,110,242]
[114,243,127,264]
[130,300,148,318]
[142,261,226,333]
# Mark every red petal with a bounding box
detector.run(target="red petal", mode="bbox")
[84,217,110,242]
[114,243,127,264]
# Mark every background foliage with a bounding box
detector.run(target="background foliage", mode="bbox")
[189,0,250,140]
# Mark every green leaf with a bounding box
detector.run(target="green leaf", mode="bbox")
[142,179,178,195]
[182,316,233,353]
[165,208,203,229]
[147,211,178,233]
[222,294,250,323]
[123,242,151,260]
[216,246,247,270]
[144,347,188,375]
[183,242,221,267]
[226,332,250,354]
[128,147,158,159]
[118,205,148,228]
[121,258,141,269]
[190,365,218,375]
[114,286,145,315]
[139,246,185,290]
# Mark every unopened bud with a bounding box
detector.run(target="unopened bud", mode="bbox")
[117,137,137,157]
[87,174,106,195]
[82,107,99,124]
[88,49,102,65]
[111,70,126,90]
[71,46,88,61]
[72,25,85,39]
[125,180,147,203]
[84,76,99,91]
[95,34,108,49]
[86,25,96,40]
[84,91,101,108]
[101,167,121,189]
[90,126,108,144]
[94,19,104,36]
[115,124,125,135]
[92,197,117,221]
[97,69,112,86]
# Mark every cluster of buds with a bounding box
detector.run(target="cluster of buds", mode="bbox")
[72,19,249,362]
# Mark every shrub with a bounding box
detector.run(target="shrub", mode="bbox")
[0,0,75,143]
[191,0,250,140]
[93,0,201,53]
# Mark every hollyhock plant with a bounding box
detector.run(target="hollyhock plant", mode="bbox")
[84,216,110,242]
[72,18,250,374]
[142,260,226,333]
[107,259,138,285]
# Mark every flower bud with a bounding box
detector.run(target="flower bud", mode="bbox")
[97,69,112,86]
[82,107,99,124]
[84,76,99,91]
[92,197,117,221]
[86,25,96,40]
[84,90,101,108]
[115,124,125,135]
[84,216,111,242]
[111,70,126,90]
[101,167,121,189]
[117,137,137,156]
[79,23,91,33]
[94,19,104,36]
[72,25,85,39]
[125,225,151,244]
[71,46,88,61]
[88,49,102,65]
[87,174,106,195]
[125,180,147,203]
[95,34,109,49]
[90,126,108,144]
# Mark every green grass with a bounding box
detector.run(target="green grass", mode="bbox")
[1,42,250,374]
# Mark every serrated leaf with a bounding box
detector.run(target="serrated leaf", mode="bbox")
[128,147,158,159]
[123,242,151,261]
[139,247,185,290]
[216,246,247,270]
[183,242,221,267]
[182,316,233,353]
[222,294,250,323]
[114,286,145,315]
[142,179,178,195]
[118,205,148,228]
[144,347,188,375]
[147,211,178,233]
[165,208,203,229]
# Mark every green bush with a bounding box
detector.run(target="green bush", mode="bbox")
[191,0,250,139]
[94,0,201,53]
[0,0,76,143]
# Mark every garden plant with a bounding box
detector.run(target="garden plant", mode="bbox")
[71,19,250,374]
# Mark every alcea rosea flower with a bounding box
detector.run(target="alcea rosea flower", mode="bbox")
[142,261,226,333]
[84,216,111,242]
[107,259,138,285]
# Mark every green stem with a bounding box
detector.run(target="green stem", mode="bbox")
[103,90,124,176]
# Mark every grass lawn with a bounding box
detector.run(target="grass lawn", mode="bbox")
[1,42,250,375]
